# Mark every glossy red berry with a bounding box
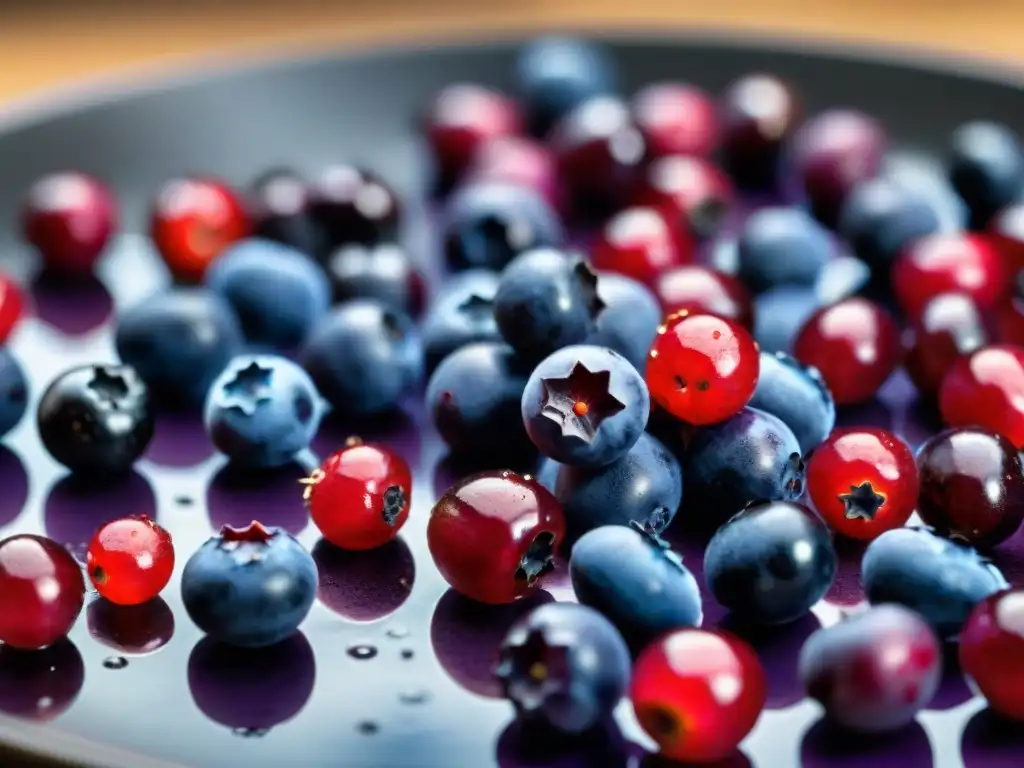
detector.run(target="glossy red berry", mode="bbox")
[86,515,174,606]
[630,628,766,764]
[309,164,401,247]
[590,206,694,286]
[995,274,1024,346]
[304,437,412,551]
[631,82,718,158]
[0,534,85,650]
[463,135,563,211]
[653,265,755,330]
[904,293,990,399]
[149,177,249,283]
[807,428,918,541]
[646,311,760,426]
[427,470,565,605]
[793,298,901,406]
[0,272,24,344]
[960,588,1024,721]
[634,154,733,239]
[21,171,118,274]
[940,344,1024,449]
[988,201,1024,274]
[719,73,802,188]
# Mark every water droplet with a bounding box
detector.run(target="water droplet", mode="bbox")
[347,644,378,660]
[103,656,128,670]
[232,727,269,738]
[400,649,414,660]
[356,721,379,735]
[399,688,430,705]
[385,626,409,639]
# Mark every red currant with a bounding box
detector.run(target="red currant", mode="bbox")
[995,273,1024,346]
[463,135,563,211]
[87,515,175,606]
[939,344,1024,449]
[633,154,733,239]
[959,588,1024,721]
[719,73,802,188]
[427,470,565,605]
[904,293,990,399]
[988,201,1024,274]
[0,534,85,650]
[806,428,919,541]
[589,206,694,286]
[631,82,718,158]
[149,176,249,283]
[631,628,766,763]
[646,311,760,426]
[653,265,755,330]
[304,437,412,551]
[793,298,901,406]
[0,272,24,344]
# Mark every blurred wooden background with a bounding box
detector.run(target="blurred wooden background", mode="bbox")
[2,0,1024,102]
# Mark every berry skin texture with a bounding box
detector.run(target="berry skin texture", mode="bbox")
[589,206,693,286]
[0,348,28,439]
[181,521,318,648]
[949,121,1024,229]
[794,298,901,406]
[748,352,835,454]
[806,428,919,542]
[204,355,322,469]
[916,428,1024,549]
[646,311,760,426]
[0,534,85,651]
[654,265,755,331]
[904,292,989,399]
[87,516,175,606]
[322,243,425,319]
[522,344,649,468]
[798,604,942,733]
[631,628,766,764]
[631,81,718,159]
[427,471,565,605]
[496,601,631,733]
[308,164,400,249]
[719,73,801,189]
[736,207,832,294]
[304,439,411,551]
[861,527,1009,640]
[939,344,1024,449]
[704,500,837,625]
[585,272,662,374]
[959,588,1024,721]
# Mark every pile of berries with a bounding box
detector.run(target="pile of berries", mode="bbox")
[2,34,1024,763]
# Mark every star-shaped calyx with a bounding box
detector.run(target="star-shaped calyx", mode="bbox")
[839,482,886,521]
[572,260,605,320]
[494,625,572,714]
[219,520,275,543]
[222,361,274,415]
[515,531,556,584]
[456,293,494,317]
[87,366,131,407]
[540,362,625,443]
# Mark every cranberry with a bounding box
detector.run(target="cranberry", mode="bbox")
[0,534,85,650]
[633,154,733,239]
[427,470,565,605]
[939,344,1024,448]
[630,628,766,763]
[719,73,802,188]
[304,437,412,551]
[960,588,1024,721]
[149,177,249,283]
[646,311,760,426]
[463,135,564,211]
[20,171,118,274]
[248,168,321,256]
[87,516,175,606]
[309,164,401,248]
[589,206,694,286]
[988,201,1024,273]
[0,272,24,344]
[631,82,718,158]
[904,293,990,399]
[995,272,1024,346]
[806,428,918,541]
[653,265,755,330]
[793,298,901,406]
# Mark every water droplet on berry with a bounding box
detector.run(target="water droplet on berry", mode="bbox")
[399,688,431,704]
[385,626,409,639]
[347,644,378,660]
[102,656,128,670]
[356,721,379,734]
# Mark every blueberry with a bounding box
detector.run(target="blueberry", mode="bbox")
[682,407,806,530]
[569,523,701,645]
[37,364,154,476]
[205,238,330,349]
[299,299,422,417]
[443,182,565,272]
[538,431,682,542]
[737,207,832,294]
[421,269,501,375]
[814,254,871,305]
[949,121,1024,229]
[322,243,424,317]
[753,285,820,354]
[703,500,837,625]
[114,288,242,406]
[861,526,1009,640]
[494,249,603,363]
[181,521,318,648]
[748,352,835,454]
[522,344,648,467]
[495,601,630,733]
[204,354,322,468]
[584,273,661,373]
[0,349,28,438]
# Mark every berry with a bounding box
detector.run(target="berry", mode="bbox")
[0,534,85,651]
[631,628,766,764]
[916,427,1024,549]
[569,523,701,644]
[321,243,425,318]
[0,348,28,439]
[736,207,831,294]
[634,154,733,239]
[807,428,918,541]
[653,265,755,330]
[522,344,649,468]
[939,344,1024,448]
[181,521,317,648]
[959,588,1024,721]
[704,500,837,625]
[463,136,563,210]
[204,238,330,349]
[0,272,23,345]
[815,254,872,305]
[793,298,901,406]
[748,351,835,454]
[248,168,322,257]
[988,200,1024,273]
[87,515,174,606]
[496,602,630,733]
[589,206,693,286]
[861,527,1009,640]
[204,355,322,468]
[114,288,243,407]
[753,285,820,354]
[904,292,989,399]
[427,470,565,605]
[20,171,118,274]
[303,438,411,551]
[584,272,662,373]
[37,363,153,475]
[949,121,1024,229]
[308,164,400,248]
[149,176,249,283]
[996,274,1024,346]
[719,73,801,189]
[798,604,942,733]
[421,269,501,374]
[646,311,760,426]
[631,82,718,158]
[299,299,422,417]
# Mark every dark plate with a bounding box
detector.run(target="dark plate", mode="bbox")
[2,31,1024,768]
